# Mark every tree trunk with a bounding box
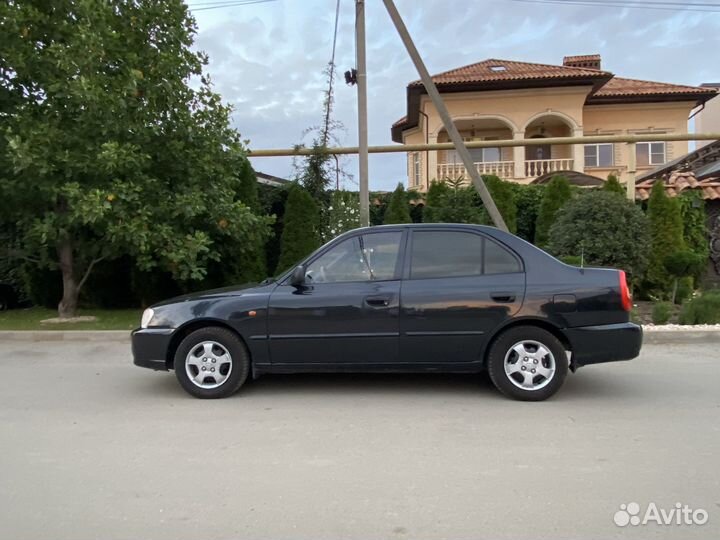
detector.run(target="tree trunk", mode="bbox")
[57,237,79,319]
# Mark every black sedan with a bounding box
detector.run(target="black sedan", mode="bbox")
[132,224,642,401]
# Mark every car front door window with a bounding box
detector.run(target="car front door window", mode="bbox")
[305,232,402,283]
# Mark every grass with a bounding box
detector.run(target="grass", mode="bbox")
[0,307,142,331]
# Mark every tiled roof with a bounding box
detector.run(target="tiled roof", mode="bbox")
[635,171,720,200]
[592,77,716,98]
[392,116,407,128]
[409,59,610,86]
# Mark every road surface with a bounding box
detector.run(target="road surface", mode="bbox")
[0,337,718,539]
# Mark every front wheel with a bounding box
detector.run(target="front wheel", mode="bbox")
[174,327,250,399]
[487,326,568,401]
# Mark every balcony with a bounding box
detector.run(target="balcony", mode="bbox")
[437,158,574,181]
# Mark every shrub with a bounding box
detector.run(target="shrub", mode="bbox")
[510,183,544,242]
[559,255,583,266]
[535,175,572,247]
[275,184,321,273]
[548,190,649,278]
[383,183,412,224]
[675,276,694,304]
[478,175,517,233]
[651,302,673,325]
[325,190,360,240]
[604,173,625,196]
[423,178,483,224]
[678,289,720,325]
[663,250,705,303]
[645,181,685,296]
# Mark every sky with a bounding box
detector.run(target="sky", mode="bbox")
[188,0,720,191]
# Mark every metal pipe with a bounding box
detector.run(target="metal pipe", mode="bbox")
[248,133,720,157]
[355,0,369,227]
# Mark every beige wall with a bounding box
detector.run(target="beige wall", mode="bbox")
[401,86,696,190]
[695,89,720,148]
[583,102,694,184]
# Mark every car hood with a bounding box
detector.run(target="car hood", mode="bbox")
[152,282,269,307]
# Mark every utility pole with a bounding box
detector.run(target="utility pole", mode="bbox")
[356,0,370,227]
[381,0,508,232]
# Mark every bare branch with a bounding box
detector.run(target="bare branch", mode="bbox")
[76,256,105,293]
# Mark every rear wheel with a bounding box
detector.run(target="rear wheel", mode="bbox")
[487,326,568,401]
[174,327,249,399]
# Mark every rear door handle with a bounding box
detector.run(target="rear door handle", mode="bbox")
[491,291,516,303]
[365,295,391,307]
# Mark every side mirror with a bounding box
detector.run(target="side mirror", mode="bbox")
[289,265,306,288]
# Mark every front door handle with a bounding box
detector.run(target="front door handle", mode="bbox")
[365,295,390,307]
[491,291,516,303]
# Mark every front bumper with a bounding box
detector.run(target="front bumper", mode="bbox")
[131,327,174,371]
[565,322,643,367]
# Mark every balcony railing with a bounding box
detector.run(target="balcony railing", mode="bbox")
[525,159,573,177]
[437,161,515,180]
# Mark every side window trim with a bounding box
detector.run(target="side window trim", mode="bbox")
[404,228,524,280]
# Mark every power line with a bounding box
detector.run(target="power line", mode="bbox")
[507,0,720,12]
[187,0,278,12]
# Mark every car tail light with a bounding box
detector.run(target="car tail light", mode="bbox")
[619,270,632,312]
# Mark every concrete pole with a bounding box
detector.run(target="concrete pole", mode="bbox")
[381,0,508,231]
[356,0,370,227]
[626,142,637,201]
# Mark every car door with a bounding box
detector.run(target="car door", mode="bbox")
[267,230,405,365]
[399,228,525,364]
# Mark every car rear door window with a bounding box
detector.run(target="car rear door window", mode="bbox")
[410,231,484,279]
[306,231,402,283]
[410,230,520,279]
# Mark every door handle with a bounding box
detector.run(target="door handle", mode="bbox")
[491,291,516,303]
[365,295,390,307]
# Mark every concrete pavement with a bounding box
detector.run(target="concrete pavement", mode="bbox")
[0,339,718,539]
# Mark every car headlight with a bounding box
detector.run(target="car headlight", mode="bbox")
[140,308,155,329]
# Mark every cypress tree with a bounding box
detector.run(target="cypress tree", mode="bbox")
[383,183,412,224]
[646,180,685,295]
[604,173,625,196]
[234,161,266,282]
[275,184,321,273]
[481,175,517,233]
[535,175,572,247]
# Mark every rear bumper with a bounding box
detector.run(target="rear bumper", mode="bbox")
[131,328,174,371]
[565,322,643,367]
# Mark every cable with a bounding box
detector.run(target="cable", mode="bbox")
[187,0,278,12]
[507,0,720,12]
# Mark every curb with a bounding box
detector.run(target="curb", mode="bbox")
[642,330,720,345]
[0,330,131,342]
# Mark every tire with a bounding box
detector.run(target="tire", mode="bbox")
[487,326,568,401]
[174,327,250,399]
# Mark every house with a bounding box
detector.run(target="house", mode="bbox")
[695,83,720,149]
[391,55,718,190]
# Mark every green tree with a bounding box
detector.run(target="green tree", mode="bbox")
[535,175,572,247]
[325,190,360,239]
[510,183,544,242]
[645,181,685,295]
[383,183,412,224]
[548,190,649,278]
[604,173,625,196]
[677,191,709,284]
[479,175,517,233]
[423,178,483,224]
[231,161,267,283]
[275,185,320,273]
[0,0,271,317]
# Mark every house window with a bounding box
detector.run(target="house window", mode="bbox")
[447,144,501,164]
[412,152,421,186]
[637,142,666,166]
[584,144,614,167]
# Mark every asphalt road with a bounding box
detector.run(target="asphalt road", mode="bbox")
[0,337,718,540]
